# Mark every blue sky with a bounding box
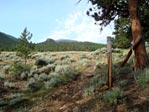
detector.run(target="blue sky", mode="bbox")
[0,0,114,43]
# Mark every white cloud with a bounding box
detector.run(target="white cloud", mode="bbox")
[45,10,114,44]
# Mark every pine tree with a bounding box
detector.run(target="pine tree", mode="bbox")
[16,27,34,64]
[87,0,149,69]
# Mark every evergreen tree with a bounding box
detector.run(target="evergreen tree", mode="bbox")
[112,18,131,48]
[112,3,149,48]
[16,27,34,64]
[87,0,149,69]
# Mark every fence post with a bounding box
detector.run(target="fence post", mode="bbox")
[107,36,112,89]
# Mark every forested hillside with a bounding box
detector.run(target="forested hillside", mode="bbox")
[36,41,105,51]
[0,32,105,52]
[0,32,19,51]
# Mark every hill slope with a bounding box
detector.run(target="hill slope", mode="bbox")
[0,32,19,51]
[0,32,105,51]
[36,38,105,51]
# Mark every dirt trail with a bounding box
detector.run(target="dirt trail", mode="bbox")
[29,67,94,112]
[123,83,149,111]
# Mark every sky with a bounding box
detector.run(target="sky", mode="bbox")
[0,0,114,44]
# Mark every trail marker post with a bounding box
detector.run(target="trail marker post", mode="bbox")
[107,36,112,89]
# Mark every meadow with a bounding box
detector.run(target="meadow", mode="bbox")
[0,48,149,112]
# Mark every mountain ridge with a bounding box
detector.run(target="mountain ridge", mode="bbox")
[0,31,105,51]
[0,32,19,50]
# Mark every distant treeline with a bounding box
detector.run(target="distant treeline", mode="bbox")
[35,42,105,52]
[0,41,105,52]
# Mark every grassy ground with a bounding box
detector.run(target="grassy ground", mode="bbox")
[0,51,149,112]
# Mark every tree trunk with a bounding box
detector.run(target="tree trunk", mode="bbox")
[128,0,149,69]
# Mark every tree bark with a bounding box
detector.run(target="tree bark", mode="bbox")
[128,0,149,69]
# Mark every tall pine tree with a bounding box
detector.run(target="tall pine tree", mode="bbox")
[16,27,34,64]
[87,0,149,69]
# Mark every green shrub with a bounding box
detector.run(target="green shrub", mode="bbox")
[33,74,39,80]
[48,72,59,79]
[83,70,107,97]
[90,76,106,87]
[8,62,31,79]
[0,110,5,112]
[100,47,107,53]
[119,80,129,88]
[112,48,121,53]
[4,81,16,89]
[38,73,48,81]
[60,55,70,60]
[0,99,7,107]
[62,58,72,64]
[55,65,67,73]
[134,68,149,88]
[27,81,44,92]
[0,77,4,82]
[93,62,103,75]
[28,73,34,78]
[83,75,106,97]
[79,59,91,67]
[46,64,55,71]
[46,58,56,64]
[112,65,132,80]
[55,65,78,81]
[45,75,64,88]
[0,77,4,90]
[70,58,76,62]
[83,85,95,97]
[7,93,24,99]
[55,65,70,74]
[103,88,124,106]
[36,64,55,74]
[47,72,71,88]
[92,49,101,55]
[20,71,28,80]
[28,77,35,82]
[9,97,27,106]
[30,66,37,72]
[80,54,87,59]
[45,65,79,88]
[3,65,11,74]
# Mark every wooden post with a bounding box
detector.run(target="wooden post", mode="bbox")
[107,36,112,89]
